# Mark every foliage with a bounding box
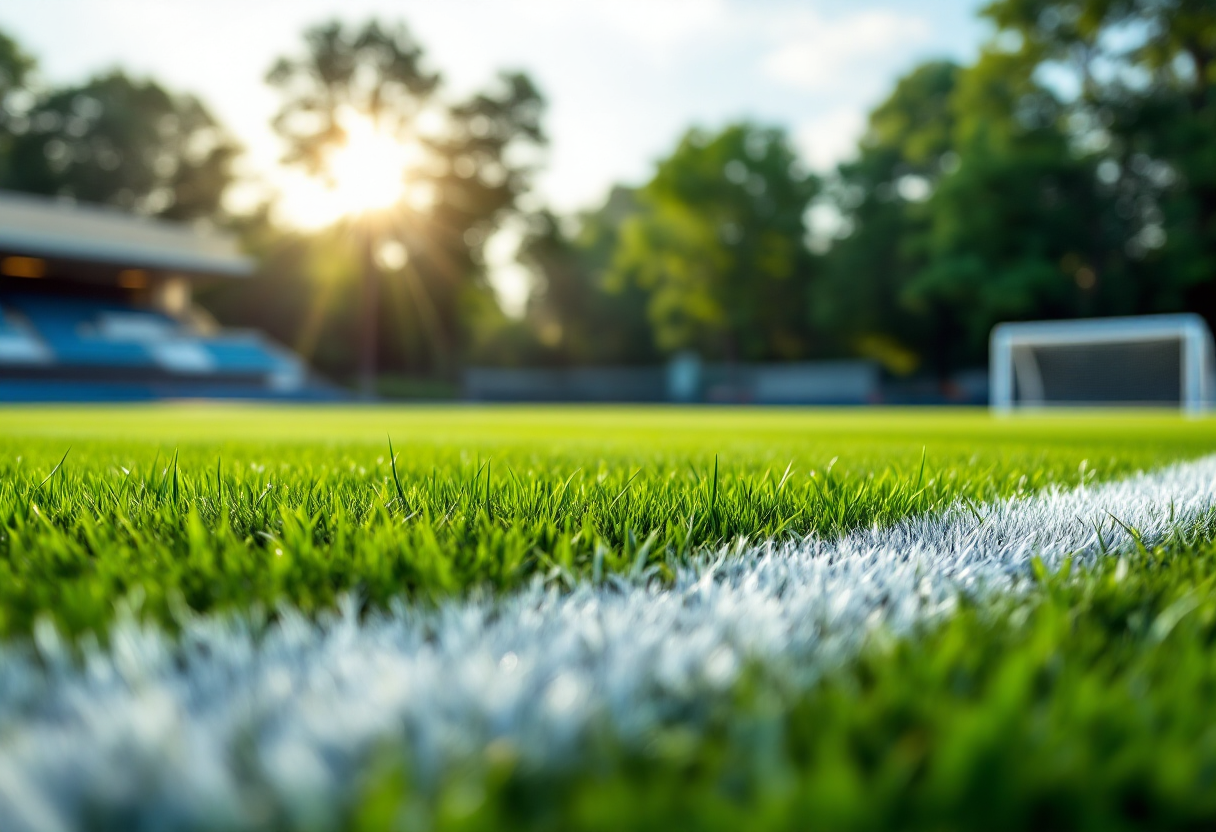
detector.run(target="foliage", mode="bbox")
[408,70,547,374]
[264,20,547,379]
[3,3,1216,380]
[0,28,34,182]
[510,190,658,366]
[981,0,1216,313]
[812,61,962,374]
[903,47,1144,365]
[0,406,1211,639]
[516,1,1212,375]
[0,29,30,99]
[806,0,1216,377]
[609,124,819,361]
[266,19,439,175]
[514,0,1212,376]
[193,21,551,383]
[0,69,237,220]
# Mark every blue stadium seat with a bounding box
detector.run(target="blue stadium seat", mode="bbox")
[201,334,298,374]
[5,295,156,367]
[0,301,54,365]
[0,303,30,336]
[0,293,337,400]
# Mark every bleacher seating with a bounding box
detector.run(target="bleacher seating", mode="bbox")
[10,295,159,367]
[0,302,52,366]
[0,189,335,402]
[0,292,330,400]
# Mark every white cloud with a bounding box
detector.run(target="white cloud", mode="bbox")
[762,10,931,92]
[578,0,730,51]
[491,0,729,59]
[794,107,867,171]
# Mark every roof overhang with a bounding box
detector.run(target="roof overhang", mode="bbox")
[0,190,254,278]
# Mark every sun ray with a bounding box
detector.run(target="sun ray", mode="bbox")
[282,109,424,230]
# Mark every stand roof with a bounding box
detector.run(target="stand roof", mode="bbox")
[0,190,253,278]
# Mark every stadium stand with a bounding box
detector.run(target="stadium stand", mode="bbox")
[0,190,337,401]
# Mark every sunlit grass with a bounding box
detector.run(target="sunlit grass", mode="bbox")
[367,520,1216,831]
[0,405,1211,638]
[4,405,1216,830]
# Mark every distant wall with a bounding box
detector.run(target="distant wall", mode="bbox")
[463,366,668,402]
[700,361,881,404]
[464,359,887,404]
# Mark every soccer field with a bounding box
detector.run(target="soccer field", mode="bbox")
[2,405,1216,830]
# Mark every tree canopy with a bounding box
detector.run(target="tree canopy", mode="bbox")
[503,0,1216,378]
[608,124,819,361]
[222,20,549,382]
[2,2,1215,387]
[0,67,236,220]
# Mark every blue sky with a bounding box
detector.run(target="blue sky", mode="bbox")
[1,0,990,308]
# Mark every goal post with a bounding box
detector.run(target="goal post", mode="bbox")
[990,314,1214,414]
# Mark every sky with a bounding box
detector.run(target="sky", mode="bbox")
[0,0,991,309]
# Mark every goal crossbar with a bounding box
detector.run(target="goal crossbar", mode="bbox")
[990,314,1214,414]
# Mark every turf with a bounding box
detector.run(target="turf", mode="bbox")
[3,405,1216,831]
[369,524,1216,832]
[0,405,1213,638]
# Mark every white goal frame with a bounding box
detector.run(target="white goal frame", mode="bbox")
[990,314,1214,414]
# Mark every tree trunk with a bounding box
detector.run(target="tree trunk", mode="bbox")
[359,232,379,400]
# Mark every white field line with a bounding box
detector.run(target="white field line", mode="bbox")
[2,456,1216,830]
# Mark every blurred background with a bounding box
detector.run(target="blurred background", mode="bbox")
[0,0,1212,404]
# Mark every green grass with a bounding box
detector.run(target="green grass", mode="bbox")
[353,519,1216,832]
[0,404,1212,638]
[5,404,1216,830]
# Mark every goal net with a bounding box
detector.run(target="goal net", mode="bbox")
[990,314,1214,413]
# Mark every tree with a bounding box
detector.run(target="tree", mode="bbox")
[815,61,962,375]
[514,188,657,366]
[267,20,546,388]
[407,70,547,376]
[0,28,35,182]
[609,123,819,361]
[0,30,30,97]
[981,0,1216,325]
[902,47,1141,371]
[267,19,440,396]
[0,70,236,220]
[820,44,1163,377]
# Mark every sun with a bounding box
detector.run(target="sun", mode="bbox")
[282,110,423,229]
[326,116,413,215]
